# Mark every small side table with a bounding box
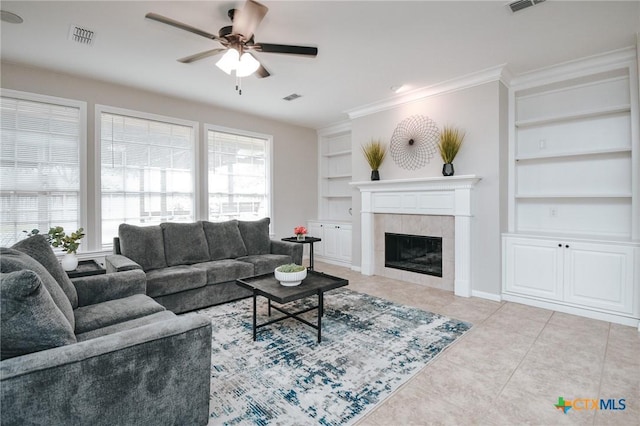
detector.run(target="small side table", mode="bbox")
[281,236,322,270]
[66,260,106,279]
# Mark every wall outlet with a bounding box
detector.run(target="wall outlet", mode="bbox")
[539,139,547,149]
[549,207,557,217]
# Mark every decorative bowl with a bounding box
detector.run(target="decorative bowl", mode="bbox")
[274,267,307,286]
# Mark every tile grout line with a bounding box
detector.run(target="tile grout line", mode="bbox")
[593,322,612,426]
[491,309,555,403]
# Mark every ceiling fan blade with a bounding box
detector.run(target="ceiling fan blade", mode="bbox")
[232,0,268,41]
[146,12,219,40]
[178,48,227,63]
[255,43,318,57]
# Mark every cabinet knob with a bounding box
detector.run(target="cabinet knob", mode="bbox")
[565,244,569,248]
[558,244,562,247]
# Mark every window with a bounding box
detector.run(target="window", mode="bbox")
[206,126,271,222]
[0,90,86,247]
[98,106,197,247]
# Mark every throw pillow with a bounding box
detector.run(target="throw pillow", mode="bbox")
[12,234,79,309]
[160,222,210,266]
[118,224,167,271]
[1,270,76,360]
[202,220,247,260]
[237,218,271,255]
[0,247,75,329]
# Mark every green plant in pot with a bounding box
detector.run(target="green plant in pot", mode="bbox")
[438,125,465,176]
[274,263,307,287]
[24,226,85,271]
[361,139,387,181]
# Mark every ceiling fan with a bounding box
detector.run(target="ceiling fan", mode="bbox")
[146,0,318,84]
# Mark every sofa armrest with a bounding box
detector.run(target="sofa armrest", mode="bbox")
[271,239,303,265]
[0,314,212,426]
[72,269,146,307]
[105,254,143,273]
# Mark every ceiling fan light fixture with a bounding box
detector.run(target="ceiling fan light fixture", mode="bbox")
[237,53,260,77]
[216,48,240,75]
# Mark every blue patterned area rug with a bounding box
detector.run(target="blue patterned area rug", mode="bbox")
[196,288,471,425]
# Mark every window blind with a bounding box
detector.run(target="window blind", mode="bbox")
[0,95,81,246]
[100,111,195,247]
[207,130,269,221]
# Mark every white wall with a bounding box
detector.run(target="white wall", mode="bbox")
[0,61,318,245]
[350,81,506,296]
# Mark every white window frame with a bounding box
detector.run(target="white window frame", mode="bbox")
[95,105,199,248]
[0,88,87,248]
[203,124,273,233]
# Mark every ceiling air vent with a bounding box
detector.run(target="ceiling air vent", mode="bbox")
[283,93,302,101]
[508,0,545,13]
[68,24,95,45]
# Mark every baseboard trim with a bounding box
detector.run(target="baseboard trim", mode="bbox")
[471,290,502,302]
[502,293,640,328]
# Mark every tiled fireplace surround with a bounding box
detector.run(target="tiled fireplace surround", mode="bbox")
[352,176,480,297]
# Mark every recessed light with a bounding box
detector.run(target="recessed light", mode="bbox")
[1,10,24,24]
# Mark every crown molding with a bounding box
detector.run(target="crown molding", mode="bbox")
[316,120,351,136]
[511,46,637,90]
[344,64,509,120]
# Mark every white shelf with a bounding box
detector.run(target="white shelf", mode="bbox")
[322,195,351,199]
[325,174,352,179]
[516,194,632,199]
[515,147,631,162]
[322,150,352,158]
[515,105,630,128]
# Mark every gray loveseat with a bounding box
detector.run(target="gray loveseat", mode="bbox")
[106,218,303,313]
[0,235,212,426]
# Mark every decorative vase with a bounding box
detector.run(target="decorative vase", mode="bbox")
[442,163,454,176]
[61,253,78,271]
[296,234,306,241]
[371,170,380,181]
[274,268,307,286]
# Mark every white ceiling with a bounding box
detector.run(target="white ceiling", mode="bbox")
[1,1,638,129]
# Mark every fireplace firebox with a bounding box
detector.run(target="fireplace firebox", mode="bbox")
[385,233,442,277]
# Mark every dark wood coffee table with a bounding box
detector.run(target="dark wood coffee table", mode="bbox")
[236,270,348,343]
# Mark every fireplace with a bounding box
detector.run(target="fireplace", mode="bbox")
[385,233,442,277]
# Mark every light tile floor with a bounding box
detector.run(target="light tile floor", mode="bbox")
[314,262,640,426]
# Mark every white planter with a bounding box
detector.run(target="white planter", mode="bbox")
[274,268,307,287]
[60,253,78,272]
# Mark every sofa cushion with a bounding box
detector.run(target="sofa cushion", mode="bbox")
[0,270,76,360]
[118,224,167,271]
[202,220,247,260]
[237,218,271,255]
[75,310,177,342]
[192,259,255,285]
[146,265,207,298]
[237,254,294,276]
[73,294,165,334]
[160,222,210,267]
[0,247,75,329]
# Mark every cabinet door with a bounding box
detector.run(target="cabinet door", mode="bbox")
[306,222,324,257]
[336,226,352,262]
[322,224,340,259]
[503,237,563,300]
[563,242,634,314]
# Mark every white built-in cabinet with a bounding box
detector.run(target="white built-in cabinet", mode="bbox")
[503,48,640,327]
[307,220,352,266]
[318,129,352,222]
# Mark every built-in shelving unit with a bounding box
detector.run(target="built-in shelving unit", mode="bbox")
[317,125,353,222]
[503,48,640,327]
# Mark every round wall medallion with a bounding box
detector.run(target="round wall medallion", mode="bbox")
[390,115,439,170]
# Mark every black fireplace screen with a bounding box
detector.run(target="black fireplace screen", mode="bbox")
[385,233,442,277]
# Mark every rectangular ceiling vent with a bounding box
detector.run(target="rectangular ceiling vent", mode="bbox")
[508,0,545,13]
[68,24,95,45]
[283,93,302,101]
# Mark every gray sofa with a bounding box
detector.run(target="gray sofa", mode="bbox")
[106,218,303,313]
[0,235,212,426]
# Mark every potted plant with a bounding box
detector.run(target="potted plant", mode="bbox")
[437,125,465,176]
[294,226,307,241]
[24,226,85,271]
[361,139,387,181]
[274,263,307,286]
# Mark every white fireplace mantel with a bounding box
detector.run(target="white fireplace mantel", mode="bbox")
[350,175,481,297]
